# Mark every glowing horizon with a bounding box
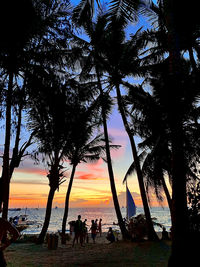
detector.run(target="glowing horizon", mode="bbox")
[3,112,170,209]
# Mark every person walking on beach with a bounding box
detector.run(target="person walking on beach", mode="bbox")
[98,218,102,237]
[72,215,84,247]
[90,220,97,244]
[0,195,20,266]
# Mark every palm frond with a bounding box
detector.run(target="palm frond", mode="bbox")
[122,150,147,183]
[108,0,140,23]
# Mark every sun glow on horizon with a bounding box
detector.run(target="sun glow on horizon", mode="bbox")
[4,126,170,209]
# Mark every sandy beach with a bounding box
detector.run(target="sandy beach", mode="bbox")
[5,232,171,267]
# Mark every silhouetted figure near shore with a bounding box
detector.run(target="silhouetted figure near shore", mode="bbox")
[98,218,102,237]
[72,215,84,247]
[82,219,88,243]
[69,220,75,236]
[90,220,97,243]
[161,227,169,240]
[106,227,115,244]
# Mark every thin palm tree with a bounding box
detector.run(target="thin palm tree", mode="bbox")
[61,129,111,244]
[71,9,130,238]
[88,14,158,240]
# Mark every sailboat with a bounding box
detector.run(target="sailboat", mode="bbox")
[126,182,136,220]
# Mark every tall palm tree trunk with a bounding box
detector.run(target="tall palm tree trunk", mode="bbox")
[37,186,56,244]
[2,71,13,219]
[96,69,129,239]
[115,84,158,241]
[61,163,77,244]
[160,174,172,214]
[168,118,189,265]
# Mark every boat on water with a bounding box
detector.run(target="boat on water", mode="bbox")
[8,208,21,211]
[9,210,41,232]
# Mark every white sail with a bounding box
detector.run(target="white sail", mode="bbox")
[126,185,136,220]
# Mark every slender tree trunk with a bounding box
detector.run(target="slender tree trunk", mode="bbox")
[160,174,172,214]
[96,69,129,239]
[9,105,22,178]
[2,71,13,219]
[168,117,189,266]
[115,83,158,241]
[61,164,77,244]
[37,186,56,244]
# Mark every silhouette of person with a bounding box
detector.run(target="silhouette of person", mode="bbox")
[95,219,98,232]
[90,220,97,243]
[0,195,19,266]
[161,227,169,240]
[82,219,88,243]
[106,227,115,244]
[72,215,84,247]
[98,218,102,237]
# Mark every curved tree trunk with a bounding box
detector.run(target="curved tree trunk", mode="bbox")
[96,69,129,239]
[61,163,77,244]
[37,186,56,244]
[2,71,13,220]
[115,84,158,241]
[161,174,172,214]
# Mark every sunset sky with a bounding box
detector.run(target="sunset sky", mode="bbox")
[0,1,169,209]
[2,104,169,209]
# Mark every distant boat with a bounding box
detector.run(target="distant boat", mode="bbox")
[9,208,21,211]
[126,182,136,220]
[55,206,58,209]
[9,208,41,232]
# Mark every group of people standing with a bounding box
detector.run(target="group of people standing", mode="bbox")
[70,215,102,247]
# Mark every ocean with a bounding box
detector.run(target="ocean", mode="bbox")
[8,207,171,235]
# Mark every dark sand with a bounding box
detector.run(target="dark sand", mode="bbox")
[5,232,171,267]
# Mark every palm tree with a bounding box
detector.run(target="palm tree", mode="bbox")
[97,15,159,240]
[0,0,38,219]
[96,72,130,239]
[122,77,173,213]
[74,13,130,238]
[61,128,109,244]
[28,74,92,244]
[125,42,200,264]
[73,0,200,262]
[0,0,72,219]
[67,4,130,238]
[28,74,70,244]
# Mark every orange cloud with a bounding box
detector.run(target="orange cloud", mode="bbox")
[75,171,105,180]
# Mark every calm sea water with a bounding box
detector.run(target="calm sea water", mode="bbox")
[8,207,171,235]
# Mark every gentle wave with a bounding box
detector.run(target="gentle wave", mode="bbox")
[8,206,171,235]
